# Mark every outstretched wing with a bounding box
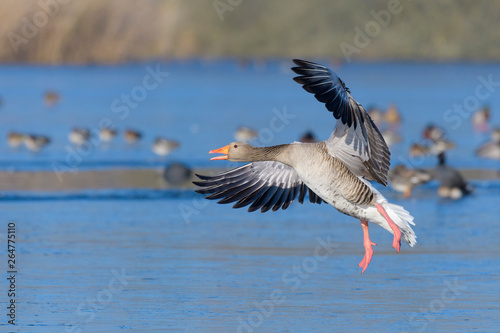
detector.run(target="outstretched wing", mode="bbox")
[291,59,390,186]
[194,161,324,213]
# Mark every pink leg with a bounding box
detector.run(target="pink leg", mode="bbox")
[376,203,401,252]
[358,219,376,274]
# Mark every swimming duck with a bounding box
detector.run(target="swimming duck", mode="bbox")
[367,106,384,127]
[382,130,402,147]
[152,137,179,156]
[434,153,472,199]
[472,106,490,133]
[7,132,24,148]
[163,162,192,186]
[388,165,431,198]
[385,104,401,127]
[124,129,142,144]
[235,126,258,143]
[99,128,117,143]
[423,124,446,143]
[24,135,51,152]
[69,128,91,145]
[44,91,60,107]
[476,127,500,160]
[299,131,317,143]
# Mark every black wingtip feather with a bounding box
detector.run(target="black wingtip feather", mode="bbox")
[195,173,212,180]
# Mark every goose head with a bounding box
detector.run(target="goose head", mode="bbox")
[209,142,254,162]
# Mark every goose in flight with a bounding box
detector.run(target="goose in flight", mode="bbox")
[195,59,416,273]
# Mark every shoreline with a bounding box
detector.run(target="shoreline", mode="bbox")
[0,168,498,192]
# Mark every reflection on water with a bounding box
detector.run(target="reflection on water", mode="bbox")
[0,183,499,332]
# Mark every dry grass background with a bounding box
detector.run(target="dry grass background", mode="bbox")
[1,0,499,64]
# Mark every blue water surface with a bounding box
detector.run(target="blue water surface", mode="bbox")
[0,60,500,170]
[1,60,500,332]
[0,181,499,332]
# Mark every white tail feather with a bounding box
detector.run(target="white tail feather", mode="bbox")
[382,202,417,246]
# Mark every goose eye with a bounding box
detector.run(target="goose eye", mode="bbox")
[234,145,238,148]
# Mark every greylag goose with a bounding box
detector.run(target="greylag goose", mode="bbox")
[152,137,179,156]
[388,165,431,198]
[24,135,51,152]
[476,127,500,160]
[195,59,416,274]
[69,128,91,146]
[124,129,142,144]
[235,126,258,143]
[434,152,472,199]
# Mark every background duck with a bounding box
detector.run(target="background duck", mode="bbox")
[384,104,401,128]
[367,106,384,127]
[382,130,402,147]
[7,132,24,148]
[24,135,51,152]
[152,137,179,156]
[44,91,60,107]
[472,106,491,133]
[234,126,258,143]
[388,165,432,198]
[434,152,473,199]
[423,124,446,143]
[69,128,91,145]
[99,128,117,143]
[409,143,430,157]
[163,162,192,186]
[476,127,500,159]
[124,129,142,144]
[413,124,455,156]
[299,130,317,143]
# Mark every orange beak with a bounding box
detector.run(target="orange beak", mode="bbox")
[209,144,229,160]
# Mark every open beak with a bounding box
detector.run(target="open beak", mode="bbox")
[209,144,229,160]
